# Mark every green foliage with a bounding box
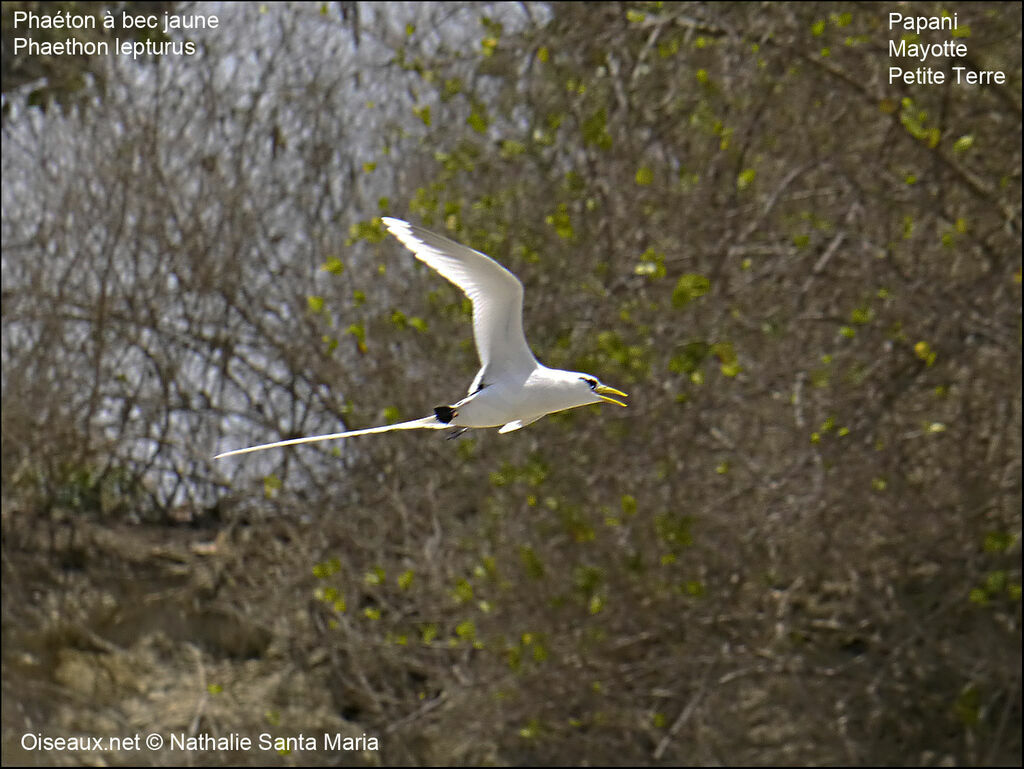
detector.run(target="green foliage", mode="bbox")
[672,273,711,308]
[320,256,345,275]
[452,578,473,603]
[347,323,367,353]
[898,98,940,147]
[654,511,694,554]
[581,108,612,149]
[620,494,637,516]
[850,305,873,325]
[545,204,575,240]
[467,108,489,133]
[952,134,974,153]
[582,329,651,381]
[711,341,741,377]
[634,247,666,278]
[263,474,282,498]
[347,217,386,243]
[983,531,1015,553]
[669,341,710,375]
[312,558,342,579]
[413,104,432,125]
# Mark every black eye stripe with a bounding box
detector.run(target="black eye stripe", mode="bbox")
[579,377,597,389]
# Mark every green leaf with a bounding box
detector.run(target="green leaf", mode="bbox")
[984,570,1007,594]
[263,474,282,498]
[983,531,1014,553]
[306,295,325,313]
[413,105,431,125]
[712,341,741,377]
[312,558,341,578]
[654,511,694,550]
[953,135,974,153]
[321,257,345,275]
[455,620,476,640]
[347,323,367,353]
[850,306,873,324]
[621,494,638,516]
[467,110,489,133]
[669,341,710,374]
[968,587,988,605]
[545,204,574,239]
[452,578,473,603]
[347,218,386,243]
[634,248,666,279]
[441,78,463,100]
[581,108,612,149]
[672,274,711,308]
[519,546,545,579]
[500,140,526,158]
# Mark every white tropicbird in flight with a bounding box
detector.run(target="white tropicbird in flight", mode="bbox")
[215,218,627,459]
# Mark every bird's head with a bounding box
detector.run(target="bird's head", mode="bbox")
[574,373,628,408]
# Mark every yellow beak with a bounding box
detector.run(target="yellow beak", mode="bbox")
[595,384,628,407]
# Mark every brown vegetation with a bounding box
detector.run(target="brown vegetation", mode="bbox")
[2,2,1020,765]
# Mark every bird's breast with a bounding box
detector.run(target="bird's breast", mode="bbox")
[452,381,542,428]
[453,375,577,428]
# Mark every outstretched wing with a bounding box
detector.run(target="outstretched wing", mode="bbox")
[214,416,446,459]
[382,218,538,388]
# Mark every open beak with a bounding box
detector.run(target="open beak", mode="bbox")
[595,384,628,408]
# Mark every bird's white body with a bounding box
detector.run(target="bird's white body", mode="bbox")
[451,366,599,431]
[215,218,626,460]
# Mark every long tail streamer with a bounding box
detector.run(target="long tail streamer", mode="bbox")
[214,416,444,459]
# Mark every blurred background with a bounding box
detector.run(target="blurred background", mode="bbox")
[1,1,1020,765]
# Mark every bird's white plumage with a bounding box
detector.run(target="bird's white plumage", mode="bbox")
[214,218,626,460]
[381,217,537,392]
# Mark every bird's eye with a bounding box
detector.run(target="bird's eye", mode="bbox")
[580,377,597,390]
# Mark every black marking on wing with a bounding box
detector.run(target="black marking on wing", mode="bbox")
[434,406,457,423]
